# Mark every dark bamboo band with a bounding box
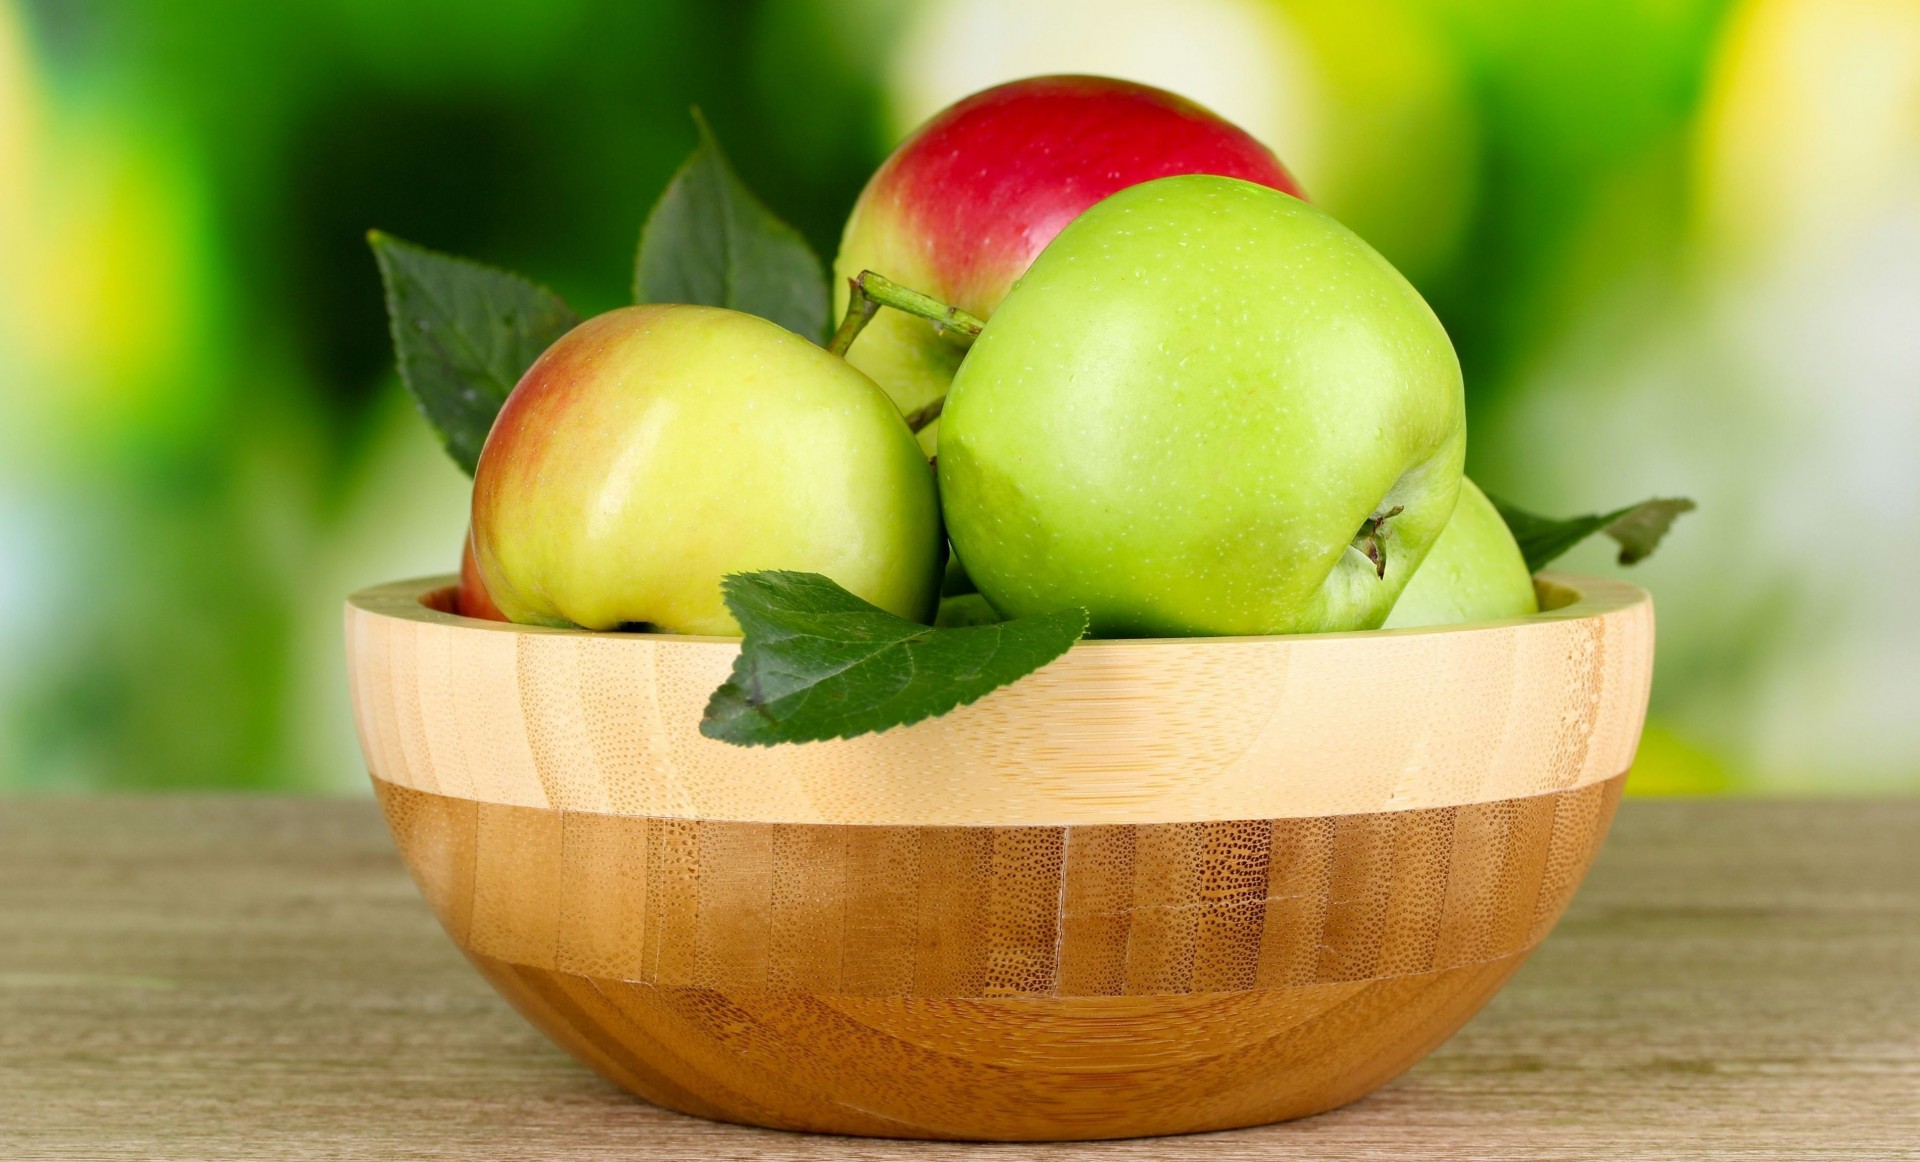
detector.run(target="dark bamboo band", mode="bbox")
[375,774,1621,999]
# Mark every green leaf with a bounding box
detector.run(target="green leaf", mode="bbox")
[1602,498,1698,565]
[1490,494,1697,573]
[635,111,830,343]
[369,231,579,476]
[700,571,1088,747]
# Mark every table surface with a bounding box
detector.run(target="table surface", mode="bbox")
[2,798,1916,1160]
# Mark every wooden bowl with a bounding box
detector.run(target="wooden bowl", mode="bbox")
[345,573,1651,1141]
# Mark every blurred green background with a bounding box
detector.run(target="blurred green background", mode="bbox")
[2,0,1917,796]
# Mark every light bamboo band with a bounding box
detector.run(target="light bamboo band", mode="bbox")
[346,574,1652,826]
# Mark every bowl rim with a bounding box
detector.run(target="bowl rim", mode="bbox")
[346,570,1648,647]
[347,571,1654,824]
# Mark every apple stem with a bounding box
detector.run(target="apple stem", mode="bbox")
[825,287,881,357]
[826,270,986,359]
[1356,505,1406,579]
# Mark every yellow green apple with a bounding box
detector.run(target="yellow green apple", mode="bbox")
[472,305,942,635]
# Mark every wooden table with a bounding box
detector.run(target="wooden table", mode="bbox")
[2,798,1916,1159]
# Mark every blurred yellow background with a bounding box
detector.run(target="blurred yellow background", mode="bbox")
[2,0,1916,794]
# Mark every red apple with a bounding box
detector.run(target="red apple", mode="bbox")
[455,528,507,622]
[834,75,1304,437]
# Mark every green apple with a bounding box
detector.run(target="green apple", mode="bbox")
[932,593,1001,627]
[472,305,943,635]
[1384,478,1538,629]
[938,174,1464,637]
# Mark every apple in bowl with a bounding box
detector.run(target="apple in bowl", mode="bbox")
[470,305,942,636]
[834,75,1304,448]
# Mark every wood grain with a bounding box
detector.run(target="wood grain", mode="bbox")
[374,779,1617,996]
[470,953,1532,1140]
[4,798,1917,1159]
[345,573,1653,825]
[340,572,1653,1139]
[367,777,1619,1138]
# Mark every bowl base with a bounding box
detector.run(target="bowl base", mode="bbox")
[467,950,1530,1141]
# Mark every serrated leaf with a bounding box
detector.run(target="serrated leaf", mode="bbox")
[635,111,830,343]
[700,571,1087,747]
[1490,494,1696,573]
[369,231,579,475]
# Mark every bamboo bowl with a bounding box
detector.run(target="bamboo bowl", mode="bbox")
[345,573,1651,1141]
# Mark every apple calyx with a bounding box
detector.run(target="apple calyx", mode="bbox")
[1354,505,1406,579]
